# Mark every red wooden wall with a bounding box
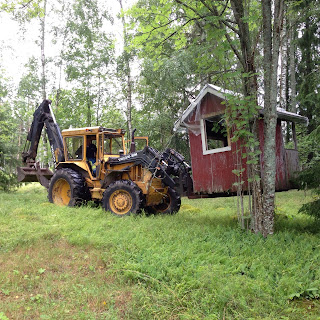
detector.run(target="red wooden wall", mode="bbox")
[187,93,291,194]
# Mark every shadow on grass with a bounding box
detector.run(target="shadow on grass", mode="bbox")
[178,211,239,230]
[179,204,320,236]
[275,213,320,235]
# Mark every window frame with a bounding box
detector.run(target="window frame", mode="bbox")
[64,135,84,161]
[103,134,125,156]
[200,113,231,155]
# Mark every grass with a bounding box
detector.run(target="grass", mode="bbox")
[0,184,319,319]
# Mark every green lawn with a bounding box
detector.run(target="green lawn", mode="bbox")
[0,185,319,319]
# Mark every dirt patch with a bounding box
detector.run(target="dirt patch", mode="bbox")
[115,290,133,319]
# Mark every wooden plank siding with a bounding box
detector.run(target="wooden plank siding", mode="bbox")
[187,92,295,194]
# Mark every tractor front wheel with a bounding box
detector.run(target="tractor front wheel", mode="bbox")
[102,180,144,216]
[145,187,181,214]
[48,168,90,206]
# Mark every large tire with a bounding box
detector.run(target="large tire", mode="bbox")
[145,187,181,215]
[48,168,90,206]
[102,180,144,217]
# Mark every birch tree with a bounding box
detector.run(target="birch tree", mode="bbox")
[261,0,284,235]
[117,0,134,141]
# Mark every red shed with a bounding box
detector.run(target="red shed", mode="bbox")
[175,84,308,195]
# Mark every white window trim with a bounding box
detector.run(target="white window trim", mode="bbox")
[200,118,231,155]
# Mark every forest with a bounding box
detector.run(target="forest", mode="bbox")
[0,1,319,230]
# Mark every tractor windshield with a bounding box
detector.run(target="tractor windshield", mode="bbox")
[104,134,124,155]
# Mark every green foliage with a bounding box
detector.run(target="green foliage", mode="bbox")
[0,74,19,191]
[0,186,319,319]
[0,0,44,21]
[0,170,18,192]
[299,197,320,220]
[298,164,320,219]
[289,287,320,301]
[0,312,9,320]
[297,126,320,219]
[132,51,197,154]
[129,0,238,82]
[295,0,320,134]
[62,0,115,127]
[17,57,42,102]
[51,89,126,130]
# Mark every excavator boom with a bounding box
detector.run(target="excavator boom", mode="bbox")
[17,99,64,188]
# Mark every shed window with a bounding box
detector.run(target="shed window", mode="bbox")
[201,114,231,155]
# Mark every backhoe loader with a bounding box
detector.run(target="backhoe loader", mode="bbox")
[17,99,192,216]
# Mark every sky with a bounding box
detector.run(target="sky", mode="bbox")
[0,13,37,84]
[0,0,136,88]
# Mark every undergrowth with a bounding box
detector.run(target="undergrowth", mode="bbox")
[0,184,319,319]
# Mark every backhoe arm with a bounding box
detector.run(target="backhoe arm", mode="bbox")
[18,100,64,189]
[22,99,64,165]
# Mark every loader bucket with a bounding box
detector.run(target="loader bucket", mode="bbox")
[17,164,53,189]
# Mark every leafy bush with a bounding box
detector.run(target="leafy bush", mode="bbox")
[0,99,20,192]
[0,169,18,192]
[299,189,320,219]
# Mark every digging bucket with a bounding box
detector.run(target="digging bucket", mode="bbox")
[17,163,53,188]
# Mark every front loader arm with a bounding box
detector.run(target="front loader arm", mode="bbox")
[161,148,193,197]
[107,146,193,196]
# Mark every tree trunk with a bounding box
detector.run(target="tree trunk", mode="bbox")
[41,0,48,167]
[86,69,92,127]
[261,0,284,237]
[41,0,47,100]
[126,72,133,140]
[279,8,287,110]
[96,74,102,126]
[118,0,133,141]
[289,20,297,114]
[230,0,263,232]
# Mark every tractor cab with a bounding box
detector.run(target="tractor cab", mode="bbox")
[61,127,126,179]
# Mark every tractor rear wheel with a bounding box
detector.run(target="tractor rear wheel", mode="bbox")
[48,168,90,206]
[102,180,144,216]
[145,187,181,214]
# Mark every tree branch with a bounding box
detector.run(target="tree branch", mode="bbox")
[221,19,239,34]
[20,0,34,9]
[156,16,200,47]
[199,0,244,67]
[219,0,230,16]
[224,32,245,68]
[174,0,217,26]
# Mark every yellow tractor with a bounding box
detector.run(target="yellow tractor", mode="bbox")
[17,100,192,216]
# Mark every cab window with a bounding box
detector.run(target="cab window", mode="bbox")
[134,138,148,151]
[104,135,124,155]
[65,136,84,160]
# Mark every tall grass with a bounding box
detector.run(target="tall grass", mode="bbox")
[0,184,319,319]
